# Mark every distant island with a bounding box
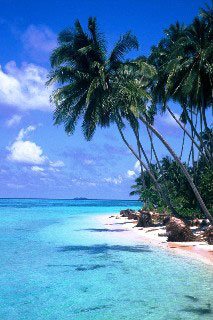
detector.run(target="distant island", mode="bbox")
[73,197,88,200]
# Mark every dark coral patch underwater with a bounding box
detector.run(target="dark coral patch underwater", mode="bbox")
[57,244,151,254]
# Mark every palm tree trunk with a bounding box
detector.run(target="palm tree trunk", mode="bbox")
[201,89,213,156]
[180,130,186,160]
[187,110,197,167]
[117,124,180,218]
[166,106,210,164]
[146,125,179,215]
[135,129,147,209]
[139,115,213,224]
[146,126,161,170]
[150,131,153,163]
[201,89,209,133]
[184,108,212,163]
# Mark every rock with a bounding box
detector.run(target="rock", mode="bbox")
[200,219,210,228]
[191,218,200,227]
[162,216,170,226]
[120,209,139,220]
[127,211,136,220]
[120,209,135,217]
[166,217,196,242]
[203,226,213,245]
[136,211,152,227]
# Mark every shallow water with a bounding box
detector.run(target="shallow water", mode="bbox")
[0,198,212,320]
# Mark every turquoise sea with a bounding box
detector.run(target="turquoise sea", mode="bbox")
[0,198,212,320]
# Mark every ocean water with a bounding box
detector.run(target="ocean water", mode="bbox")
[0,198,212,320]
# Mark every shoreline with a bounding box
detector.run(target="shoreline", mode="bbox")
[98,214,213,267]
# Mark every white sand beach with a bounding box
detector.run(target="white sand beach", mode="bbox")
[98,214,213,266]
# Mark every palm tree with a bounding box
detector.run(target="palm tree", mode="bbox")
[149,14,213,164]
[48,17,213,224]
[165,15,213,160]
[47,17,139,140]
[48,18,182,216]
[130,166,162,209]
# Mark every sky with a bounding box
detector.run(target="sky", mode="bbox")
[0,0,210,199]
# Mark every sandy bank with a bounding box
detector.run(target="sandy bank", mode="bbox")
[98,214,213,267]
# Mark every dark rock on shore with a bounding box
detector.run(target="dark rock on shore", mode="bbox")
[203,226,213,245]
[166,217,196,242]
[120,209,138,220]
[136,211,152,227]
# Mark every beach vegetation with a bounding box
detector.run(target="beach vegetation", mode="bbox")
[47,5,213,223]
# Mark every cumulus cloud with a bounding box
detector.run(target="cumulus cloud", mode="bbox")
[7,126,64,175]
[6,114,22,127]
[0,61,53,111]
[126,160,143,179]
[21,25,57,61]
[7,125,47,165]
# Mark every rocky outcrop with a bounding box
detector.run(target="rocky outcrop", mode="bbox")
[119,208,168,227]
[120,209,139,220]
[136,211,152,227]
[203,226,213,245]
[162,216,171,226]
[166,217,196,242]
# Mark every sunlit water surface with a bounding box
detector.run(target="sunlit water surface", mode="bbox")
[0,198,212,320]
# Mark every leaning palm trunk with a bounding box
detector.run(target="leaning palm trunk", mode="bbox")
[133,126,180,217]
[146,125,179,216]
[117,125,180,218]
[135,129,147,209]
[180,130,186,159]
[187,110,197,167]
[139,115,213,224]
[184,108,212,163]
[166,106,211,165]
[146,126,161,170]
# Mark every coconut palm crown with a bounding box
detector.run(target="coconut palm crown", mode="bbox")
[47,17,140,140]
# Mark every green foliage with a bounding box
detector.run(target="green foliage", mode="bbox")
[48,9,213,222]
[130,156,213,219]
[47,17,140,140]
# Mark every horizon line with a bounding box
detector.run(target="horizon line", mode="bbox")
[0,197,140,201]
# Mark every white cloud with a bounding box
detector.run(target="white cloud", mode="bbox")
[6,114,22,127]
[7,126,64,174]
[49,160,64,168]
[0,61,53,111]
[70,178,97,187]
[7,183,25,189]
[126,160,143,179]
[134,160,141,172]
[7,125,47,165]
[84,159,95,165]
[159,110,180,127]
[22,25,56,58]
[127,170,136,178]
[103,175,123,185]
[8,140,46,165]
[16,125,36,140]
[31,166,44,172]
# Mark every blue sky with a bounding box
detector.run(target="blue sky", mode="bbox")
[0,0,209,199]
